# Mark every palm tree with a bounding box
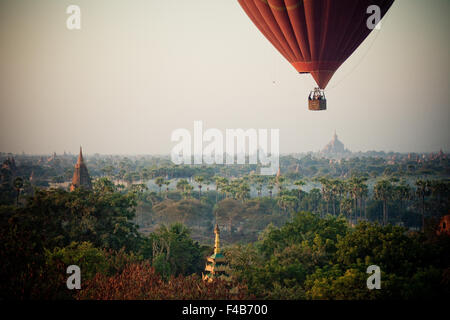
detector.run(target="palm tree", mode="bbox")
[14,177,23,206]
[374,179,393,225]
[237,183,251,203]
[330,179,344,216]
[359,183,369,220]
[176,179,189,192]
[155,176,165,196]
[164,180,171,198]
[349,176,368,222]
[253,176,264,198]
[256,183,263,197]
[393,181,411,214]
[309,188,322,214]
[214,176,228,202]
[276,175,285,196]
[340,198,353,222]
[212,175,220,202]
[415,179,431,231]
[267,184,274,198]
[194,175,204,198]
[318,177,332,217]
[278,195,298,218]
[294,180,306,200]
[229,179,242,200]
[346,178,356,223]
[183,184,194,199]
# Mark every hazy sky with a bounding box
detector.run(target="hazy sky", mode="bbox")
[0,0,449,155]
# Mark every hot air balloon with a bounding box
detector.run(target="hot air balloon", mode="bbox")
[238,0,394,110]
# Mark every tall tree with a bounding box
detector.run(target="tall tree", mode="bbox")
[294,180,306,201]
[194,176,204,198]
[415,179,431,231]
[155,177,165,196]
[374,179,393,225]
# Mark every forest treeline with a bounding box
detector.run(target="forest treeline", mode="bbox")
[1,177,449,299]
[132,174,449,244]
[2,152,448,189]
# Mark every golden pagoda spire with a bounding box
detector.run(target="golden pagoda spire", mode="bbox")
[202,224,228,282]
[214,224,220,255]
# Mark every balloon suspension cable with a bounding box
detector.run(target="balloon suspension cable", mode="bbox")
[327,7,395,91]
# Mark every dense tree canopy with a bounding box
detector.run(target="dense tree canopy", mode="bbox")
[1,151,449,300]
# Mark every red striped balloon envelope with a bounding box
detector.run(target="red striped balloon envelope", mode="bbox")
[238,0,395,90]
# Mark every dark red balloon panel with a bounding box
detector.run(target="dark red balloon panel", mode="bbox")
[238,0,394,88]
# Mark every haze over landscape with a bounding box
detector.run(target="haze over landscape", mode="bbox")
[0,0,449,155]
[1,1,450,303]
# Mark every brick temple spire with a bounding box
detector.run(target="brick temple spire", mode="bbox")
[70,146,92,191]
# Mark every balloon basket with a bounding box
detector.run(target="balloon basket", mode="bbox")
[308,99,327,111]
[308,88,327,111]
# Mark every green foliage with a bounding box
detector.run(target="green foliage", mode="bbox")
[0,183,142,299]
[305,266,380,300]
[152,254,172,280]
[304,222,450,299]
[22,186,142,251]
[141,223,206,277]
[226,212,449,300]
[258,212,348,259]
[226,212,349,299]
[2,150,450,300]
[45,242,108,281]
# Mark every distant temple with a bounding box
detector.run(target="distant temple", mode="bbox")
[202,224,228,282]
[70,147,92,191]
[321,130,350,157]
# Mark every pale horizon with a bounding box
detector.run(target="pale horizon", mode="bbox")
[1,0,449,155]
